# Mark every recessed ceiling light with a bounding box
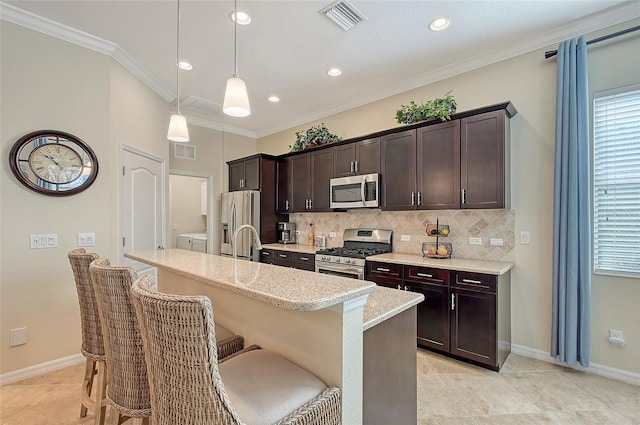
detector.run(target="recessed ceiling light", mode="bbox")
[178,61,193,71]
[268,96,280,103]
[429,17,450,31]
[327,67,342,77]
[230,11,252,25]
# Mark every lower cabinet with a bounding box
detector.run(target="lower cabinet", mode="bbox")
[366,261,511,371]
[259,249,315,271]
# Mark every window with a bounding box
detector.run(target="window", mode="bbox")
[593,85,640,277]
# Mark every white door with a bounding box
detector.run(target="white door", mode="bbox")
[120,147,165,275]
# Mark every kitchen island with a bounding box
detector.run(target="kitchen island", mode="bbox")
[125,249,423,425]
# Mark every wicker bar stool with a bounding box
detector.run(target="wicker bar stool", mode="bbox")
[68,249,107,425]
[130,274,342,425]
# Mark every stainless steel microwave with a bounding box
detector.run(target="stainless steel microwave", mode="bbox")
[330,173,380,209]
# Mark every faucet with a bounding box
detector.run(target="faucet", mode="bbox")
[232,224,263,259]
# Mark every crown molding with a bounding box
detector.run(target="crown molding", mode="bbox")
[256,2,640,138]
[0,2,174,102]
[186,116,257,139]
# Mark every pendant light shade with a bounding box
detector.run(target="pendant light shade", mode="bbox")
[167,114,190,142]
[167,0,190,142]
[223,0,251,117]
[223,76,251,117]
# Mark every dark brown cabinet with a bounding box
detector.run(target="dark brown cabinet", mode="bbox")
[260,248,315,271]
[334,137,380,177]
[381,130,417,210]
[460,110,508,209]
[366,260,511,371]
[229,157,260,191]
[285,150,334,212]
[276,158,290,213]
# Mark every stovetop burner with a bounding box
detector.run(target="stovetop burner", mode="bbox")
[315,228,393,259]
[315,247,390,259]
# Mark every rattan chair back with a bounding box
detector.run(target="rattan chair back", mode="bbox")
[89,257,151,419]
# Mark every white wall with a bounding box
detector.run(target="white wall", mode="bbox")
[258,20,640,375]
[0,22,169,373]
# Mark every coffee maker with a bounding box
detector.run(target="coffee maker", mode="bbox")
[278,222,296,244]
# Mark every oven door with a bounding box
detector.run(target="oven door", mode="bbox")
[315,262,364,280]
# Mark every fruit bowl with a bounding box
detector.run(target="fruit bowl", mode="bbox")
[426,224,451,237]
[422,242,452,259]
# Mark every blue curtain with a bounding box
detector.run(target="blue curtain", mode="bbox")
[551,37,591,367]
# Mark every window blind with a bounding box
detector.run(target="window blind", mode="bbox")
[593,87,640,277]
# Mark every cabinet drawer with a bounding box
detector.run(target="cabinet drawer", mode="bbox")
[367,274,404,290]
[367,261,403,279]
[294,253,315,271]
[259,249,275,264]
[405,266,450,286]
[273,250,295,266]
[452,271,496,293]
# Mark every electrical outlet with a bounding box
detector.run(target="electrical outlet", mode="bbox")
[609,329,625,346]
[490,238,504,246]
[295,230,301,236]
[78,233,96,247]
[520,231,530,245]
[469,237,482,245]
[329,232,336,238]
[401,234,410,241]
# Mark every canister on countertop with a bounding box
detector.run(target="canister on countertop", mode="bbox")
[315,235,326,248]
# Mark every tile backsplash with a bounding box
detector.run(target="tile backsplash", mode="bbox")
[290,209,515,262]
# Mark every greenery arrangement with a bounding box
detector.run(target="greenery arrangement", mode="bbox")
[289,123,342,152]
[395,92,457,124]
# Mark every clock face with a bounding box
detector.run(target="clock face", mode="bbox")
[9,131,99,196]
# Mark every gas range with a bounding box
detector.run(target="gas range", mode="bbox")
[315,229,392,279]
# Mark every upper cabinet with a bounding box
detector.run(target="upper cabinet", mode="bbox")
[333,137,380,177]
[381,130,417,210]
[279,149,334,213]
[229,156,260,191]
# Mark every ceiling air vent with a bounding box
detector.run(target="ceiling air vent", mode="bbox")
[180,95,220,114]
[174,143,196,160]
[320,0,367,31]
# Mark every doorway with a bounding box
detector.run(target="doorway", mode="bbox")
[169,173,210,251]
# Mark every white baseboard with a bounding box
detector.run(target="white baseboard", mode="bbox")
[0,353,85,386]
[511,343,640,386]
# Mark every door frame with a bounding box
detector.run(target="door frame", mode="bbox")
[120,144,166,267]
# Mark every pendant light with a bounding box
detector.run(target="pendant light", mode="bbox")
[223,0,251,117]
[167,0,190,142]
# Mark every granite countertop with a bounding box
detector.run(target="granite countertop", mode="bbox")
[125,249,375,312]
[368,252,514,275]
[362,286,423,331]
[261,243,319,254]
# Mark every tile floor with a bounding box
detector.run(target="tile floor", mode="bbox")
[1,349,638,424]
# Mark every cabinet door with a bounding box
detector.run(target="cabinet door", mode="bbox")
[333,144,356,177]
[272,250,295,267]
[355,137,380,175]
[259,248,275,264]
[276,159,290,213]
[229,162,244,191]
[294,252,315,271]
[450,287,497,367]
[243,157,260,190]
[310,149,334,211]
[461,111,505,209]
[290,154,311,212]
[405,281,450,351]
[381,130,417,210]
[417,121,460,209]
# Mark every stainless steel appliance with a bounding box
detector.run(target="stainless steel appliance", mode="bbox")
[220,190,260,261]
[330,173,380,209]
[315,228,392,279]
[278,222,297,244]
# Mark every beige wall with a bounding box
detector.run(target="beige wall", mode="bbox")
[169,175,207,248]
[0,22,170,373]
[258,21,640,374]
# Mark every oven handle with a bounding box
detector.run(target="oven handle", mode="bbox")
[315,263,364,279]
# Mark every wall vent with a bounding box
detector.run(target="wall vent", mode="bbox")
[174,143,196,160]
[320,0,367,31]
[180,95,220,114]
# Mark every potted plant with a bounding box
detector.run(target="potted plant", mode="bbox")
[289,123,342,152]
[395,92,457,124]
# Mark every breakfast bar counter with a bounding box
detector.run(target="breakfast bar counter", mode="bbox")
[126,249,422,425]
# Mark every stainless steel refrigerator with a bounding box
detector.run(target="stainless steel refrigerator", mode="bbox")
[220,190,261,261]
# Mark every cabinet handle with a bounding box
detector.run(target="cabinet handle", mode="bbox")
[299,257,309,261]
[397,284,402,290]
[417,192,422,206]
[309,199,313,209]
[305,199,309,209]
[461,189,466,204]
[404,286,409,291]
[411,192,415,206]
[279,254,287,258]
[377,267,390,272]
[417,272,432,278]
[285,200,289,211]
[355,161,359,172]
[451,294,455,311]
[263,252,270,256]
[350,161,354,173]
[461,278,483,285]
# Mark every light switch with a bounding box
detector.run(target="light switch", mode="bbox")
[520,231,530,245]
[490,238,504,246]
[30,234,57,249]
[469,237,482,245]
[78,233,96,247]
[401,235,410,241]
[329,232,337,238]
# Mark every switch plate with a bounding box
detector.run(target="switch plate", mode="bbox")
[520,231,530,245]
[329,232,336,238]
[78,233,96,247]
[401,234,410,241]
[30,234,57,249]
[10,327,27,346]
[490,238,504,246]
[469,237,482,245]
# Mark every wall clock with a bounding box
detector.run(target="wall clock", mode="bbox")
[9,130,99,196]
